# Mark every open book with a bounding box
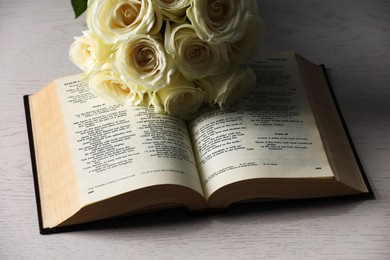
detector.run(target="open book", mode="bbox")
[24,52,372,234]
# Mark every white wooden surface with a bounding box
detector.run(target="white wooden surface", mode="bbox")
[1,0,389,259]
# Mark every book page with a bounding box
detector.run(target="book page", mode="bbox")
[189,52,334,198]
[54,75,203,205]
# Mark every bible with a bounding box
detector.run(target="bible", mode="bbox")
[24,51,373,234]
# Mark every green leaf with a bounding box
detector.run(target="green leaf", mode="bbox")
[71,0,88,18]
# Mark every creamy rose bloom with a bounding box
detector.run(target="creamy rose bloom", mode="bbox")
[196,65,256,110]
[153,0,191,22]
[187,0,259,44]
[69,31,112,72]
[164,22,229,80]
[153,72,205,117]
[86,0,163,43]
[88,70,150,106]
[228,15,265,63]
[113,34,176,91]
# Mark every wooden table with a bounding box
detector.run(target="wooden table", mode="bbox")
[1,0,389,259]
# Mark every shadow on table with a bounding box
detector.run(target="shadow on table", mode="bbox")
[40,192,374,235]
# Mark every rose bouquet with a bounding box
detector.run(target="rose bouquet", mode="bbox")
[69,0,265,119]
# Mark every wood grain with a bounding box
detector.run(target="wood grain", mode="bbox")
[1,0,389,259]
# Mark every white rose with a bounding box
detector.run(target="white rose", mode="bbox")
[187,0,260,44]
[152,72,206,118]
[69,30,112,72]
[164,22,230,80]
[196,65,256,110]
[86,0,163,43]
[228,15,265,63]
[153,0,191,22]
[88,70,150,106]
[112,34,176,91]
